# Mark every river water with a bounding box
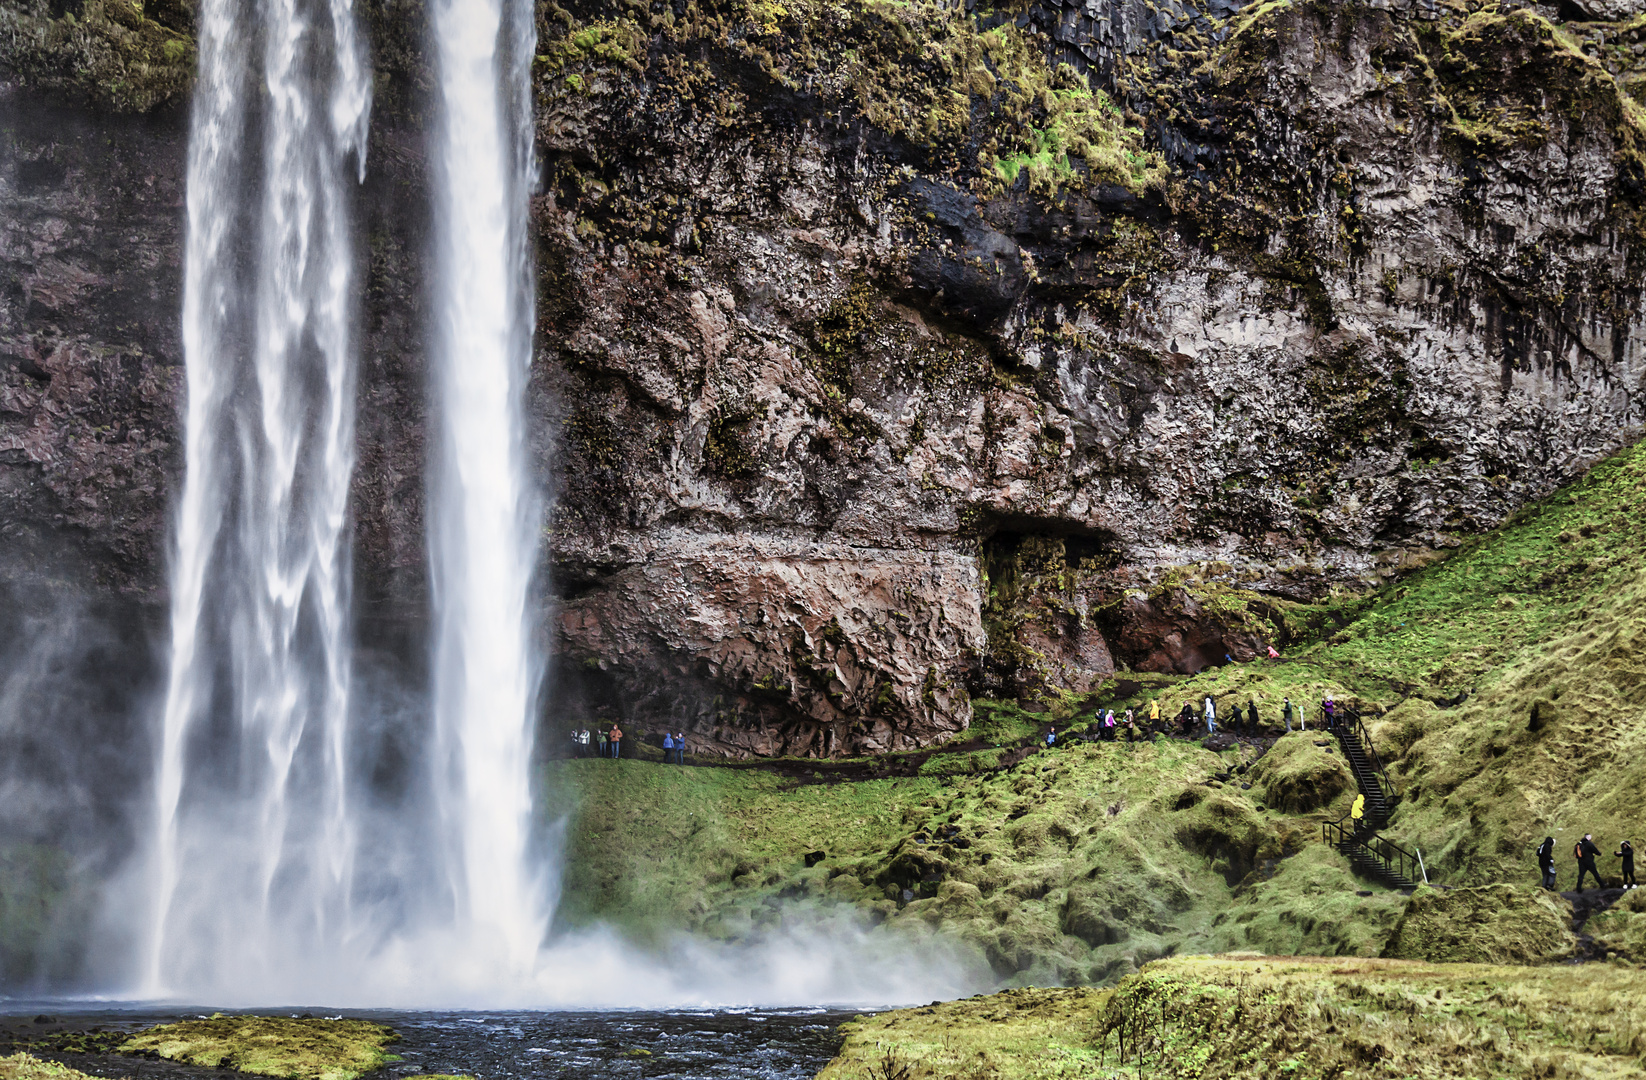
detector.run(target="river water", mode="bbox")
[0,1007,863,1080]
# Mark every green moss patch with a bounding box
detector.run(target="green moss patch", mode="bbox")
[1380,884,1577,964]
[119,1018,399,1080]
[817,986,1111,1080]
[0,1,195,112]
[0,1056,101,1080]
[1247,734,1353,815]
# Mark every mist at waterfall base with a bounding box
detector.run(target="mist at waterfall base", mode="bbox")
[0,0,990,1010]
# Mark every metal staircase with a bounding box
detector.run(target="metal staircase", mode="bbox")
[1320,708,1428,890]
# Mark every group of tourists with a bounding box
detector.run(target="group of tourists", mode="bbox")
[1536,833,1637,892]
[568,724,688,762]
[570,725,624,758]
[1048,692,1354,750]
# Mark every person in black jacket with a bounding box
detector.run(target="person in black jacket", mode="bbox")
[1616,839,1636,888]
[1247,700,1260,735]
[1536,837,1556,890]
[1576,834,1603,891]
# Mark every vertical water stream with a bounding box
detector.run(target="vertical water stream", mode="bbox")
[426,0,548,971]
[148,0,371,996]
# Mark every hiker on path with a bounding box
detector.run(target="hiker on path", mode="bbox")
[1323,697,1337,731]
[1177,702,1196,735]
[1350,793,1366,832]
[1204,696,1217,735]
[1267,644,1281,659]
[610,724,624,759]
[1149,699,1161,730]
[1102,710,1116,741]
[1247,700,1260,735]
[663,731,675,763]
[1537,836,1557,890]
[1046,727,1057,749]
[675,731,687,764]
[1576,833,1603,890]
[1616,839,1636,888]
[1283,698,1296,734]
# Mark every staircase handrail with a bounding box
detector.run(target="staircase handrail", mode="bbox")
[1336,707,1398,806]
[1323,815,1424,887]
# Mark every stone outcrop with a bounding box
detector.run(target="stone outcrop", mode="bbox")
[7,0,1646,756]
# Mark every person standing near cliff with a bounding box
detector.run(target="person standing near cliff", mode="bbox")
[675,730,687,764]
[1616,839,1636,888]
[1576,833,1603,890]
[662,730,675,763]
[1537,836,1557,890]
[1282,698,1296,734]
[597,728,608,758]
[1149,699,1161,730]
[1246,699,1260,735]
[609,723,624,760]
[1203,696,1217,735]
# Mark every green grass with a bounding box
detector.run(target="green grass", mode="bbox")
[119,1018,400,1080]
[822,956,1646,1079]
[549,726,1397,982]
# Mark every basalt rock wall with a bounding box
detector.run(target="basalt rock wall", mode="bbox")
[5,0,1646,759]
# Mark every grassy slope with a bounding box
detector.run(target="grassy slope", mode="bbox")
[548,440,1646,981]
[820,955,1646,1080]
[548,728,1405,983]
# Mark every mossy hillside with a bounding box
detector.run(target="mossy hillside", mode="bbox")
[547,727,1404,985]
[822,956,1646,1079]
[1379,884,1577,964]
[0,0,194,112]
[1083,437,1646,894]
[120,1018,400,1080]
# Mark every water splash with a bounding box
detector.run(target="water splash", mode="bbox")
[425,0,549,973]
[146,0,371,997]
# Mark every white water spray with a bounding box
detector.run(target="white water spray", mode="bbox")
[135,0,988,1007]
[146,0,370,997]
[425,0,548,974]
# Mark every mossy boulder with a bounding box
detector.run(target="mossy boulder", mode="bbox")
[0,1056,100,1080]
[1247,735,1353,815]
[1586,888,1646,964]
[120,1017,400,1080]
[1380,884,1577,964]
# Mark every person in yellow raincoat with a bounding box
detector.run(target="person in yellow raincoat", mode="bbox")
[1350,793,1366,830]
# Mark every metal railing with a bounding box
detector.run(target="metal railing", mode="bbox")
[1323,815,1424,886]
[1330,707,1398,807]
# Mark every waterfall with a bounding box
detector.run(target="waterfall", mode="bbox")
[146,0,370,996]
[426,0,548,970]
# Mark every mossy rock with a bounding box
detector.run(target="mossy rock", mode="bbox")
[1247,734,1353,815]
[1380,884,1577,964]
[120,1017,399,1080]
[1587,889,1646,964]
[0,1055,101,1080]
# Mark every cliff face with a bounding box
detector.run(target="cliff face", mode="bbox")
[5,0,1646,759]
